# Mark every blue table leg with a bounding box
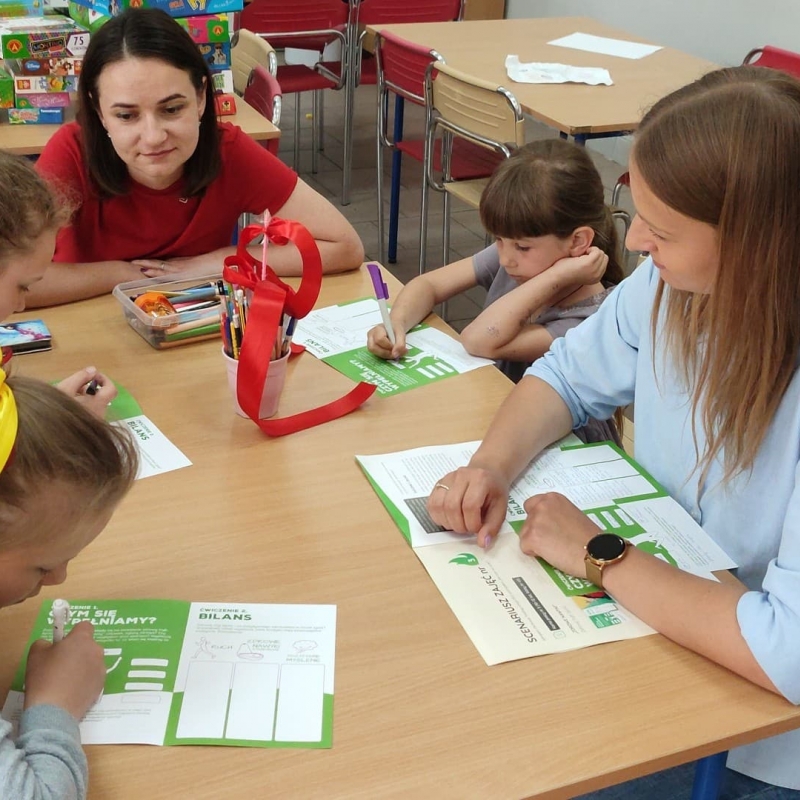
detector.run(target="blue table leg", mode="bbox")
[574,133,588,147]
[690,752,728,800]
[388,94,404,264]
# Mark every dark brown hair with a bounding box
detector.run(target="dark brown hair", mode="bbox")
[636,66,800,481]
[0,151,70,270]
[77,8,220,199]
[0,375,139,545]
[479,139,623,286]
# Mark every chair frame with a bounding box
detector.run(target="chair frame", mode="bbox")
[374,29,444,267]
[241,1,349,174]
[424,60,525,273]
[340,0,464,205]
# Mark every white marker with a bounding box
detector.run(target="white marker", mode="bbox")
[52,599,70,643]
[367,262,396,345]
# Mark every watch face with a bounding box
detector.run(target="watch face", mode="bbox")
[587,533,627,561]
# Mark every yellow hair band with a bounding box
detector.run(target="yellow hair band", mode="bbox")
[0,370,18,473]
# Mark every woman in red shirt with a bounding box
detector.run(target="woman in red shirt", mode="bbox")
[33,8,364,308]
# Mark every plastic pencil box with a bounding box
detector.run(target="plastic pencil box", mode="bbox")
[113,274,222,350]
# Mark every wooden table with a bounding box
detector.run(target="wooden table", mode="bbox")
[0,99,280,156]
[3,267,800,799]
[367,16,718,138]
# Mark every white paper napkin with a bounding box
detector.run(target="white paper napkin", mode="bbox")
[505,55,613,86]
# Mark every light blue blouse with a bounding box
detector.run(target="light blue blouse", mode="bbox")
[527,257,800,790]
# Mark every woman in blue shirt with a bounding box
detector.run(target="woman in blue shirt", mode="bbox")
[427,66,800,798]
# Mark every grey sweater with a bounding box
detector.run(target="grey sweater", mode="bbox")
[0,704,87,799]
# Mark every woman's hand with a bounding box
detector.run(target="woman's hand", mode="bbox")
[367,324,407,360]
[24,622,106,721]
[56,367,117,419]
[427,466,510,547]
[133,253,227,279]
[518,492,602,577]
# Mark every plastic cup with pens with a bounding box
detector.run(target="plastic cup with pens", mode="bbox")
[219,275,296,419]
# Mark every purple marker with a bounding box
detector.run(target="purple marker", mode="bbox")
[366,262,396,345]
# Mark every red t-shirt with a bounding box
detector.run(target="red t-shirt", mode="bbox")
[36,122,298,263]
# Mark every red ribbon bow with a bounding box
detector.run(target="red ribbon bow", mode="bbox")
[222,217,375,436]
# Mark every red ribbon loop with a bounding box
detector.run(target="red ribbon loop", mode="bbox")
[220,217,376,436]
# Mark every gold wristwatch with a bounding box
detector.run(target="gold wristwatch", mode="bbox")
[584,533,630,590]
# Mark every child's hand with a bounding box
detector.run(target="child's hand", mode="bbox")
[554,246,609,286]
[24,622,106,721]
[56,367,118,419]
[367,324,407,360]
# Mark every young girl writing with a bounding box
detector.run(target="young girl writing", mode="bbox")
[367,139,624,388]
[0,151,115,416]
[428,66,800,798]
[0,372,139,799]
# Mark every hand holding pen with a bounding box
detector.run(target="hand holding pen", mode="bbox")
[366,263,407,360]
[24,602,105,720]
[55,367,118,419]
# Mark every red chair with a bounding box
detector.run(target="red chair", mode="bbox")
[241,0,348,174]
[613,45,800,211]
[375,29,503,271]
[243,64,283,156]
[341,0,463,204]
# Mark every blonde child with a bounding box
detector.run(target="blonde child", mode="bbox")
[367,139,624,393]
[0,151,115,416]
[0,372,138,798]
[429,66,800,798]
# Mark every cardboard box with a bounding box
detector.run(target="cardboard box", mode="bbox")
[197,40,230,70]
[14,90,71,107]
[11,71,79,93]
[0,16,90,59]
[0,65,13,108]
[8,105,64,122]
[69,0,242,19]
[177,13,231,43]
[9,55,82,75]
[0,0,45,17]
[463,0,505,20]
[211,68,232,94]
[67,1,110,34]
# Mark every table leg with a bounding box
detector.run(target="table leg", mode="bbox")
[388,94,405,264]
[690,752,728,800]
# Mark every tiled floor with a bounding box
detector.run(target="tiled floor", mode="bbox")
[274,83,636,333]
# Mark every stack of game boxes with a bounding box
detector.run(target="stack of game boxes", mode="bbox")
[0,13,90,124]
[68,0,240,115]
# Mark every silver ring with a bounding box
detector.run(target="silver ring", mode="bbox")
[434,483,450,491]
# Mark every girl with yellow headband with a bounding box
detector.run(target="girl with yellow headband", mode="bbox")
[0,152,116,417]
[0,373,138,797]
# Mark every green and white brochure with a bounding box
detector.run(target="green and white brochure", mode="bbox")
[293,298,493,396]
[2,600,336,748]
[356,441,735,665]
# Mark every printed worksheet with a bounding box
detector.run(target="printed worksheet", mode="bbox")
[2,600,336,748]
[107,385,192,479]
[357,440,735,665]
[293,298,493,396]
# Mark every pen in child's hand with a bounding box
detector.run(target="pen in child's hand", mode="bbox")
[366,262,396,346]
[52,599,70,643]
[85,378,100,396]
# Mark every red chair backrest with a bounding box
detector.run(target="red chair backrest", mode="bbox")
[375,29,437,105]
[743,45,800,79]
[244,64,283,154]
[241,0,347,49]
[357,0,461,25]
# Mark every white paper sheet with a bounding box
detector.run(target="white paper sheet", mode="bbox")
[548,32,662,60]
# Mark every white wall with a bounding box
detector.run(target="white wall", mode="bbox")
[506,0,800,66]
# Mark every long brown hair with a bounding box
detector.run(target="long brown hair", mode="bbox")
[479,139,624,286]
[635,66,800,481]
[0,151,69,270]
[0,375,139,546]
